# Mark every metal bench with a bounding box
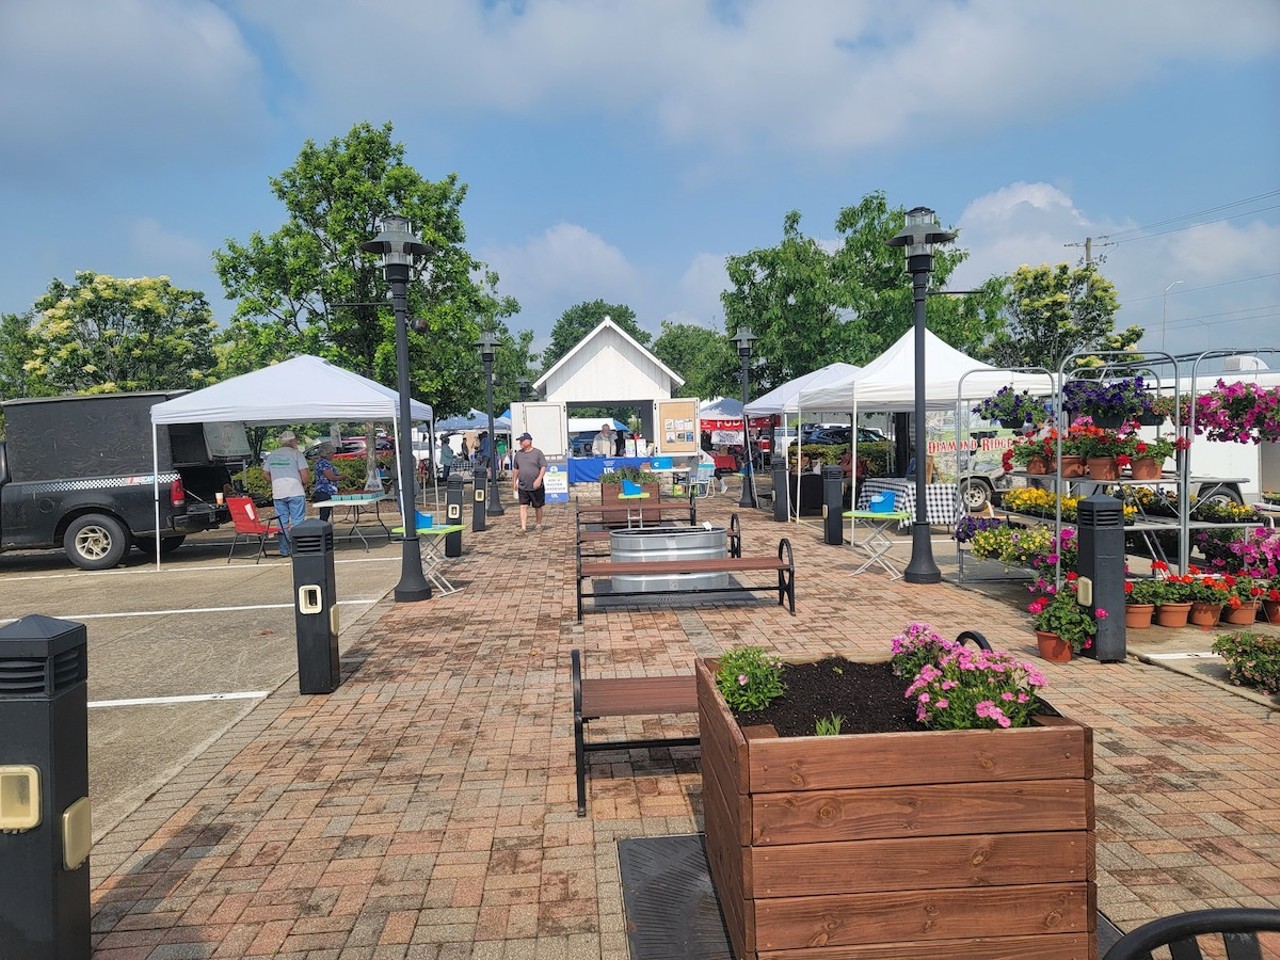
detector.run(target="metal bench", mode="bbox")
[1102,907,1280,960]
[571,649,698,817]
[575,537,794,621]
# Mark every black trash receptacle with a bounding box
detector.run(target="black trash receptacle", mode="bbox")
[1077,494,1126,662]
[291,519,340,694]
[472,466,487,532]
[0,615,91,960]
[445,476,464,558]
[772,458,790,522]
[822,465,844,545]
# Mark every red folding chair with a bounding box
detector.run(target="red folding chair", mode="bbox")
[225,496,281,563]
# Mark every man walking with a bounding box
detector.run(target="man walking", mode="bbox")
[262,430,310,557]
[511,431,547,532]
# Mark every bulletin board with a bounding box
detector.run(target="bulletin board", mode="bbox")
[653,398,699,455]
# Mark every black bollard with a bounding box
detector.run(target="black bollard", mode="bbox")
[444,475,464,558]
[0,615,91,960]
[772,457,790,522]
[290,520,342,694]
[822,465,843,545]
[1077,494,1126,662]
[472,466,487,532]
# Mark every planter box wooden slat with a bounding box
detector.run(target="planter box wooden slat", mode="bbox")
[752,779,1093,844]
[696,659,1097,960]
[750,830,1090,897]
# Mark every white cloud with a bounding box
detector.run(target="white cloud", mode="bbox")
[130,218,210,277]
[668,252,730,328]
[0,0,268,178]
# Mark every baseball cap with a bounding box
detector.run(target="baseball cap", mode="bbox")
[517,432,533,441]
[279,430,297,442]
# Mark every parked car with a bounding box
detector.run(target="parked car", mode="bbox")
[802,426,888,445]
[306,436,395,460]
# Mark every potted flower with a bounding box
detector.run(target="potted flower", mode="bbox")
[1027,578,1104,660]
[1191,379,1280,444]
[1123,578,1165,630]
[1062,376,1153,428]
[1264,577,1280,624]
[1003,433,1055,474]
[1184,568,1235,627]
[1062,423,1124,479]
[1223,574,1264,625]
[1147,562,1194,627]
[698,628,1093,959]
[973,387,1051,430]
[1118,433,1184,480]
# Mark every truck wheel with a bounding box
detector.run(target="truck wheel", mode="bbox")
[133,535,186,557]
[1196,485,1243,507]
[959,478,992,513]
[64,514,131,570]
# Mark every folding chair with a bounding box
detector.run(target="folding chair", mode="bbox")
[693,462,716,498]
[225,496,282,563]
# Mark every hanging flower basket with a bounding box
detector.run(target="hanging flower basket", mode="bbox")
[1192,379,1280,444]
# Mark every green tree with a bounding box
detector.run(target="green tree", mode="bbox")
[542,300,648,370]
[651,320,738,399]
[721,194,996,391]
[0,310,38,400]
[978,263,1134,371]
[212,121,520,416]
[21,272,217,396]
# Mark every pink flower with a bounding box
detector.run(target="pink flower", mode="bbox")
[737,674,748,686]
[935,698,949,709]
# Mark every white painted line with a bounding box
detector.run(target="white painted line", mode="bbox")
[1145,652,1222,660]
[0,554,398,584]
[0,598,380,625]
[89,691,270,709]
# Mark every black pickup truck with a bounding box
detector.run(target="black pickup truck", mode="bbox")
[0,392,230,569]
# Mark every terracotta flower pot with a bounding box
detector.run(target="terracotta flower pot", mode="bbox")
[1189,601,1222,628]
[1035,630,1073,662]
[1263,599,1280,623]
[1086,456,1120,480]
[1155,601,1192,627]
[1222,601,1258,626]
[1129,457,1163,480]
[1059,455,1086,478]
[1124,604,1155,630]
[1025,455,1049,475]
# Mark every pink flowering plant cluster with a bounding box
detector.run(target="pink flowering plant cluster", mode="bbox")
[904,643,1047,731]
[889,622,954,681]
[1211,525,1280,580]
[1027,575,1108,652]
[1191,379,1280,444]
[714,646,785,712]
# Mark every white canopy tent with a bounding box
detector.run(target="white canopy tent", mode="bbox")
[792,329,1054,526]
[744,361,862,417]
[147,355,434,566]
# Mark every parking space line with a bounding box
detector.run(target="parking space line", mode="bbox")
[0,598,381,626]
[0,553,399,584]
[89,691,271,708]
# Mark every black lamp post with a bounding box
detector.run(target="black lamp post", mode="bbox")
[475,330,505,516]
[733,328,757,509]
[887,206,956,584]
[361,214,434,602]
[516,377,531,402]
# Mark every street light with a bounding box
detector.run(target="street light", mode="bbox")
[1161,280,1183,352]
[733,328,757,509]
[474,330,505,516]
[516,377,531,402]
[361,214,434,602]
[887,206,956,585]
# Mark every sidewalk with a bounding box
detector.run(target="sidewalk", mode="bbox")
[89,494,1280,958]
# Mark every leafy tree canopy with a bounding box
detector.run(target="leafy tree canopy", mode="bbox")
[721,193,1002,391]
[15,272,217,397]
[651,320,739,400]
[212,120,524,417]
[542,300,648,370]
[977,263,1136,371]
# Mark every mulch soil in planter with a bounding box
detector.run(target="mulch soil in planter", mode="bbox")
[732,658,920,736]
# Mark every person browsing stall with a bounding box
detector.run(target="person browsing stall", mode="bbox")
[312,441,339,522]
[262,430,310,557]
[511,432,547,532]
[439,436,454,482]
[591,422,614,458]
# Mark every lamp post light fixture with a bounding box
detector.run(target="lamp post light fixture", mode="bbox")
[1161,279,1183,353]
[475,330,505,516]
[733,328,757,509]
[361,214,434,602]
[516,377,531,402]
[887,206,957,584]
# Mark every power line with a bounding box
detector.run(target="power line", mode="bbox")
[1109,203,1280,245]
[1099,189,1280,241]
[1119,271,1280,305]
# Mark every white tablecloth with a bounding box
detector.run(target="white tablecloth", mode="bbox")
[855,478,960,527]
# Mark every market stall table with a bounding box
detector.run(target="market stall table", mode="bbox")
[329,493,396,550]
[855,478,960,528]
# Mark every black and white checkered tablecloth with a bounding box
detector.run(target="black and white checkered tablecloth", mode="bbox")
[856,478,960,527]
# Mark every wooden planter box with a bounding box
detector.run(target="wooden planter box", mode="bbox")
[696,659,1096,959]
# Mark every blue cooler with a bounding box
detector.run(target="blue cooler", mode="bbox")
[868,491,896,514]
[415,510,434,529]
[621,480,643,496]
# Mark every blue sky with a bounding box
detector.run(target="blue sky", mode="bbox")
[2,0,1278,365]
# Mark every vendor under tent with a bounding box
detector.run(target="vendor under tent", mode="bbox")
[792,328,1053,529]
[147,354,434,567]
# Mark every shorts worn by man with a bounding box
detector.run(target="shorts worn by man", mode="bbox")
[262,430,310,556]
[511,432,547,532]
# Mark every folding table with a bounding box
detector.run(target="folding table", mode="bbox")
[392,524,466,594]
[844,509,912,579]
[617,491,651,528]
[329,493,395,550]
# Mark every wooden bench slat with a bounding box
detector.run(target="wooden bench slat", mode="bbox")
[580,676,698,718]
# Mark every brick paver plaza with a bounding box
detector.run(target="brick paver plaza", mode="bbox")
[88,494,1279,958]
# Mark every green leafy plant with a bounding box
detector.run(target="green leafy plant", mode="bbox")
[1125,578,1168,605]
[814,714,844,736]
[1211,630,1280,695]
[1027,580,1108,652]
[715,646,785,712]
[600,467,657,484]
